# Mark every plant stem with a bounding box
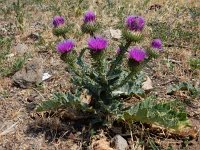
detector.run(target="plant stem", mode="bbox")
[107,41,131,76]
[68,63,81,77]
[90,32,94,37]
[62,34,66,39]
[111,71,135,91]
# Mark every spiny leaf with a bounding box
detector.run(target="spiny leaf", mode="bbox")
[167,82,200,97]
[117,97,190,130]
[190,58,200,70]
[36,89,94,113]
[112,71,145,96]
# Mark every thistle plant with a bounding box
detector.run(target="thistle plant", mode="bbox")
[81,11,99,36]
[52,16,68,38]
[37,11,190,132]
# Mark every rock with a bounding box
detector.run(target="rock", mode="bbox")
[111,135,128,150]
[110,28,122,39]
[42,72,52,81]
[102,28,122,40]
[6,53,15,58]
[13,58,43,88]
[102,29,111,39]
[14,43,28,55]
[142,76,153,92]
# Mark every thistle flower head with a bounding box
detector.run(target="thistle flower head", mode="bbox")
[126,15,145,31]
[56,39,75,53]
[151,39,162,50]
[88,36,108,52]
[128,47,146,62]
[116,48,121,54]
[83,11,96,23]
[53,16,65,27]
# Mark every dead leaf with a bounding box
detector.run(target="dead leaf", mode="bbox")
[92,138,114,150]
[80,89,92,105]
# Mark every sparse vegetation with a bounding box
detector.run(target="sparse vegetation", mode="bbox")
[13,0,25,31]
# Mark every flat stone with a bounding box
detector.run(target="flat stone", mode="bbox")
[13,58,43,88]
[111,135,128,150]
[42,72,52,81]
[14,43,28,55]
[110,28,121,39]
[142,76,153,92]
[102,29,111,39]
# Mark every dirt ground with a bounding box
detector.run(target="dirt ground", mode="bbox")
[0,0,199,149]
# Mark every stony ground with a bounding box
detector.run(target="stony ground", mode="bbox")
[0,0,199,149]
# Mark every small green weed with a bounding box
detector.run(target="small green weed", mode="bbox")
[0,54,28,77]
[148,6,199,49]
[190,58,200,70]
[13,0,25,31]
[167,82,200,98]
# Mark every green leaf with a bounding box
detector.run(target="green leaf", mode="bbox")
[112,72,145,96]
[77,47,87,68]
[167,82,200,97]
[190,58,200,70]
[117,97,190,130]
[36,89,94,113]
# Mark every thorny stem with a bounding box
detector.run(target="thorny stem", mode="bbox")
[107,41,131,76]
[77,47,107,87]
[62,34,66,39]
[68,63,81,77]
[111,71,135,91]
[90,32,94,37]
[92,53,108,86]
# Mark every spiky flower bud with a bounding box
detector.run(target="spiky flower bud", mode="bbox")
[128,47,146,71]
[122,30,143,42]
[122,15,145,42]
[83,11,96,23]
[87,36,108,62]
[88,36,108,53]
[81,11,99,34]
[146,39,163,59]
[126,16,145,31]
[151,39,163,50]
[56,39,76,63]
[53,16,65,27]
[128,47,146,62]
[56,39,75,53]
[52,16,68,37]
[52,27,68,37]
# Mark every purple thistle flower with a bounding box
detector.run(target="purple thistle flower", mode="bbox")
[88,36,108,52]
[126,15,145,31]
[83,11,96,23]
[56,39,75,53]
[151,39,162,50]
[53,16,65,27]
[128,47,146,62]
[116,48,121,54]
